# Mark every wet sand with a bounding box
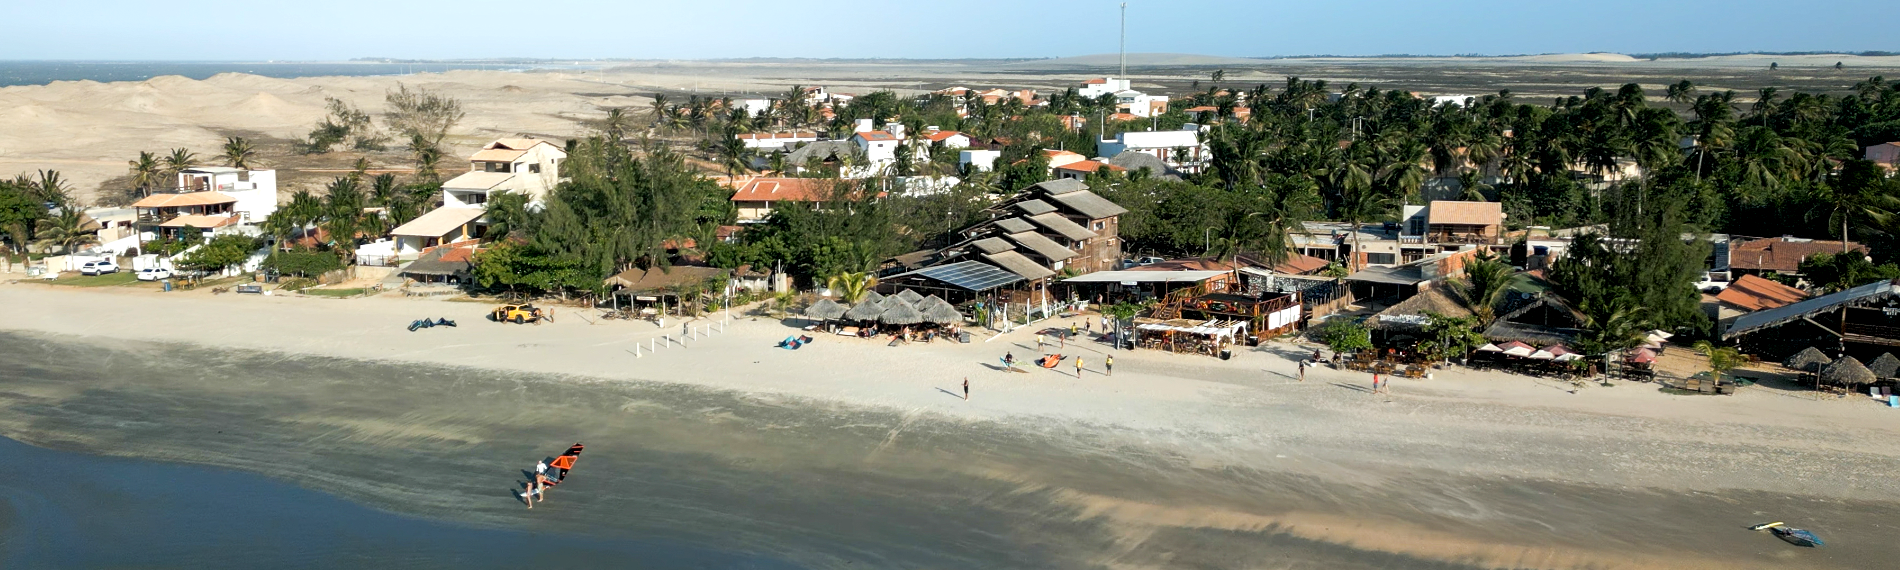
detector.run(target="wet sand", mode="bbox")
[2,321,1896,568]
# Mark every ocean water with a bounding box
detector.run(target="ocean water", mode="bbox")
[0,330,1890,569]
[0,61,585,87]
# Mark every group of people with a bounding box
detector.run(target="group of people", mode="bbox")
[523,442,584,509]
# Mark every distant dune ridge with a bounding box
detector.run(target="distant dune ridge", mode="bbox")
[6,51,1900,203]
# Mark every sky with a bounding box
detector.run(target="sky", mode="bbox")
[3,0,1892,61]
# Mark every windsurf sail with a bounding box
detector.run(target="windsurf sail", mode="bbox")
[549,442,584,480]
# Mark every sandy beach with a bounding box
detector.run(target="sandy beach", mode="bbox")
[2,281,1899,568]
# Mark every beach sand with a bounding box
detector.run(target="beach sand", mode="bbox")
[2,282,1898,568]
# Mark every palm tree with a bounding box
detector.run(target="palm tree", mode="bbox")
[1664,80,1696,104]
[320,177,366,266]
[409,134,442,182]
[1812,160,1899,254]
[649,94,670,126]
[127,151,162,197]
[32,209,97,254]
[163,148,198,190]
[32,170,74,209]
[1451,251,1516,325]
[1690,340,1745,383]
[222,137,257,169]
[1456,170,1491,202]
[826,271,877,303]
[715,135,754,180]
[602,108,633,142]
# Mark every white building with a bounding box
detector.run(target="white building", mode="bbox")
[1114,90,1170,118]
[440,139,567,208]
[960,149,1002,172]
[919,127,971,149]
[1429,94,1479,107]
[852,124,904,172]
[175,166,278,224]
[740,98,772,117]
[1097,127,1206,171]
[1078,77,1133,99]
[736,131,820,151]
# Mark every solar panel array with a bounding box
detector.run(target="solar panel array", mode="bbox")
[914,261,1023,291]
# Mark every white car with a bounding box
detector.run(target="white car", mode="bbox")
[80,260,120,275]
[136,267,173,281]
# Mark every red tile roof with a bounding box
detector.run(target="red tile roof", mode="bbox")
[1730,238,1867,272]
[1427,201,1503,226]
[922,130,965,142]
[1083,78,1108,85]
[730,178,833,202]
[1715,274,1808,311]
[853,131,898,142]
[1054,160,1126,173]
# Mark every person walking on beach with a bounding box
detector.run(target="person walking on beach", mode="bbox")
[1075,357,1085,378]
[963,377,970,401]
[1037,334,1045,352]
[1106,355,1113,376]
[1298,359,1307,382]
[1070,322,1078,341]
[1371,372,1381,394]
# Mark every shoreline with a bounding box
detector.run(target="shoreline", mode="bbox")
[4,283,1900,568]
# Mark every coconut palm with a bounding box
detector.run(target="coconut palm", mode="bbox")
[827,271,877,303]
[1664,80,1696,104]
[1451,251,1516,325]
[1690,340,1745,382]
[163,148,198,190]
[221,137,257,169]
[602,107,633,142]
[127,151,162,197]
[715,135,754,180]
[32,209,97,254]
[1456,170,1491,202]
[31,170,74,209]
[1810,160,1900,254]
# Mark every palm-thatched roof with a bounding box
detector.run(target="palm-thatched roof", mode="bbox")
[1869,353,1900,378]
[1366,288,1472,332]
[1783,347,1832,372]
[922,302,964,324]
[894,288,925,304]
[917,294,951,311]
[1821,356,1875,386]
[804,298,847,320]
[883,293,916,309]
[859,290,886,305]
[880,302,924,325]
[844,299,887,321]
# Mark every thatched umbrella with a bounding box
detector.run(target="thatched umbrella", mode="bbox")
[880,302,924,325]
[858,290,886,305]
[1820,356,1875,387]
[894,288,925,305]
[917,294,951,311]
[804,298,847,320]
[1870,353,1900,378]
[922,302,964,324]
[1783,347,1832,373]
[844,299,887,322]
[883,294,916,309]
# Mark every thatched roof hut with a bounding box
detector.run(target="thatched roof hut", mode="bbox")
[917,294,951,311]
[922,302,964,324]
[894,288,925,305]
[844,299,887,321]
[1783,347,1832,373]
[1366,288,1471,334]
[1869,353,1900,378]
[1821,356,1875,386]
[880,302,924,325]
[858,290,886,305]
[804,298,847,320]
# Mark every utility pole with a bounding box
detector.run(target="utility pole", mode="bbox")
[1119,3,1127,79]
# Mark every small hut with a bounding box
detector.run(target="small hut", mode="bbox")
[1783,347,1832,373]
[858,290,887,306]
[880,302,924,326]
[894,288,925,306]
[844,298,888,322]
[922,302,963,325]
[1869,353,1900,379]
[804,298,847,330]
[1820,356,1875,388]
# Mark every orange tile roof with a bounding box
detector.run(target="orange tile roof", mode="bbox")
[1054,160,1126,173]
[132,191,239,208]
[157,214,239,228]
[854,131,898,142]
[1715,274,1809,311]
[730,177,834,202]
[923,130,965,142]
[1184,106,1218,113]
[470,148,529,162]
[1083,78,1108,85]
[1426,201,1503,226]
[1109,113,1139,121]
[1730,238,1868,272]
[1271,253,1331,275]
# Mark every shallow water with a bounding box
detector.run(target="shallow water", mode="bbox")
[0,331,1891,569]
[0,61,581,87]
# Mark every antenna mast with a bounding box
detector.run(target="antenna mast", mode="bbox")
[1118,3,1127,78]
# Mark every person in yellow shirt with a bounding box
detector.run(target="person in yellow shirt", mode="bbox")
[1074,357,1085,378]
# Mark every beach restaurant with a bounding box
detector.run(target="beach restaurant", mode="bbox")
[1131,318,1247,358]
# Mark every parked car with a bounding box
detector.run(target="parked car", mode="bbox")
[136,267,173,281]
[80,261,120,275]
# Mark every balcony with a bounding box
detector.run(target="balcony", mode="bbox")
[1431,233,1502,245]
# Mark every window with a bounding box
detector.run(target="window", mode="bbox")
[1092,221,1104,231]
[483,161,512,173]
[1366,253,1397,265]
[529,163,541,174]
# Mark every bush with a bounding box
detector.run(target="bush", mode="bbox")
[1315,317,1373,355]
[263,249,344,278]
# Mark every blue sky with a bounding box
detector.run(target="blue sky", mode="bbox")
[4,0,1890,60]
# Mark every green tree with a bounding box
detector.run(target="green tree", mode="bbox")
[221,137,257,169]
[163,148,198,190]
[825,271,877,303]
[1691,340,1745,381]
[1421,311,1486,362]
[127,151,162,198]
[384,84,464,151]
[1451,251,1516,325]
[32,209,98,254]
[1316,317,1374,355]
[177,234,258,274]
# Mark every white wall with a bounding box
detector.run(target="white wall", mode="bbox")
[960,150,1001,172]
